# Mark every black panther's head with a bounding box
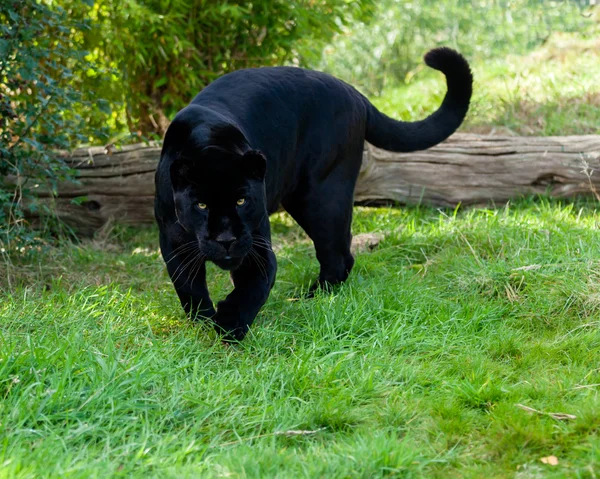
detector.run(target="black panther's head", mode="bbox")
[169,145,267,271]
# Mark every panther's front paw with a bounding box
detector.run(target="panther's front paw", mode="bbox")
[191,308,216,321]
[212,311,248,342]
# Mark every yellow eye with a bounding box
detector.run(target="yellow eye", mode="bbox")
[236,198,246,206]
[197,203,207,210]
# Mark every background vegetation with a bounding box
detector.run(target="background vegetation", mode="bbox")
[320,0,600,137]
[61,0,375,138]
[0,1,109,248]
[321,0,595,96]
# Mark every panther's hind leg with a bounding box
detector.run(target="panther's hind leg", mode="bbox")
[283,161,359,292]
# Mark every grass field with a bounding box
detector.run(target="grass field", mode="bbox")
[2,198,600,477]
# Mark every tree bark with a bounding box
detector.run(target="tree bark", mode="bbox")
[23,133,600,236]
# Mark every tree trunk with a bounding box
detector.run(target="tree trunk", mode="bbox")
[24,133,600,236]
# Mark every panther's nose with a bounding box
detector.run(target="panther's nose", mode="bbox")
[215,232,236,251]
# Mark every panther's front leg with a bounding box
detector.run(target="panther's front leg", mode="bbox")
[212,227,277,341]
[160,231,216,320]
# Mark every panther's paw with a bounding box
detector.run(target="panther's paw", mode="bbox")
[212,311,248,342]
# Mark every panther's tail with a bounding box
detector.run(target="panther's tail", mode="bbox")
[365,47,473,152]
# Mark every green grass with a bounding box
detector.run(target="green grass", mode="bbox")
[371,32,600,136]
[2,198,600,477]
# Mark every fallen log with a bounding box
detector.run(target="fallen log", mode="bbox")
[25,133,600,236]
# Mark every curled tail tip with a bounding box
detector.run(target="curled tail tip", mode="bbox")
[365,46,473,153]
[424,47,473,104]
[424,47,472,78]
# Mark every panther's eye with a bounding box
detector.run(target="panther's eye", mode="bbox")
[236,198,246,206]
[197,203,207,210]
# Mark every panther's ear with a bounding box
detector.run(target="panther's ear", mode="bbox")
[243,150,267,180]
[170,146,226,190]
[169,156,192,191]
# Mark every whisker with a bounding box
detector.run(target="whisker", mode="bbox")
[259,235,272,247]
[166,241,199,263]
[250,247,267,279]
[252,234,273,248]
[169,250,195,278]
[172,250,200,284]
[170,258,188,282]
[252,249,268,261]
[252,238,270,246]
[189,254,206,287]
[251,242,272,252]
[252,254,266,280]
[186,253,201,283]
[166,244,198,265]
[252,235,273,255]
[169,240,198,256]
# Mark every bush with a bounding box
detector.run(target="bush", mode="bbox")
[0,0,108,249]
[75,0,375,137]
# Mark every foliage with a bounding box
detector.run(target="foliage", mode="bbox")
[321,0,597,96]
[0,0,109,249]
[2,199,600,475]
[74,0,375,137]
[0,0,371,245]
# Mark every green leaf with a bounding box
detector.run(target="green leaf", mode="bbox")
[97,99,112,114]
[153,76,168,89]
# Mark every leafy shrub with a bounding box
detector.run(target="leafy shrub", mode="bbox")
[75,0,375,137]
[0,0,109,249]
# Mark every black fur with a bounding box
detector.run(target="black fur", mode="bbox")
[154,47,473,341]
